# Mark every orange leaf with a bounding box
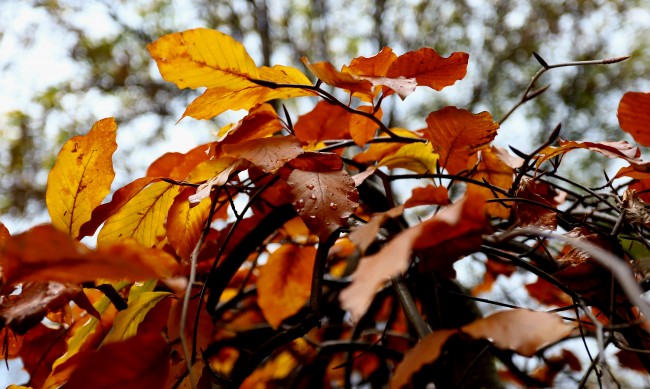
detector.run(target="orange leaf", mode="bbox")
[46,118,117,239]
[525,278,573,307]
[536,139,642,166]
[0,327,22,358]
[257,245,317,328]
[166,188,212,262]
[423,107,499,174]
[348,205,405,254]
[390,329,457,389]
[378,141,438,174]
[287,167,359,239]
[404,185,449,208]
[618,91,650,146]
[0,225,178,284]
[514,177,559,230]
[223,136,304,173]
[217,103,284,149]
[350,105,382,146]
[294,101,352,144]
[146,143,213,180]
[64,333,170,389]
[461,309,574,357]
[346,47,397,78]
[469,147,514,218]
[0,222,9,246]
[98,181,179,247]
[386,48,469,91]
[302,58,374,97]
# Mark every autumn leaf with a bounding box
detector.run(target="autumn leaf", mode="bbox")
[294,101,352,144]
[17,324,67,387]
[390,329,457,389]
[167,187,212,261]
[345,47,397,78]
[525,278,573,307]
[103,291,171,343]
[302,58,374,97]
[216,103,284,148]
[64,333,170,389]
[404,185,449,208]
[257,245,316,328]
[618,91,650,146]
[98,180,179,247]
[514,177,560,230]
[286,165,359,239]
[378,141,438,174]
[386,48,469,91]
[146,143,213,180]
[1,225,178,285]
[348,205,405,254]
[536,139,642,166]
[461,309,574,357]
[469,147,514,218]
[223,135,304,173]
[0,327,22,358]
[423,107,499,174]
[46,117,117,239]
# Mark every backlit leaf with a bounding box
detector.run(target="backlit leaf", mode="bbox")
[103,291,171,343]
[618,91,650,146]
[378,141,438,174]
[98,181,179,247]
[1,225,178,284]
[64,333,170,389]
[257,245,316,328]
[17,324,67,387]
[469,147,513,218]
[46,118,117,239]
[216,103,283,148]
[302,58,374,97]
[146,143,213,180]
[345,47,397,78]
[349,105,382,146]
[287,167,359,239]
[536,139,642,166]
[461,309,574,357]
[294,101,353,144]
[167,188,212,261]
[423,107,499,174]
[404,185,449,208]
[348,205,404,255]
[514,177,559,230]
[386,48,469,91]
[223,135,304,172]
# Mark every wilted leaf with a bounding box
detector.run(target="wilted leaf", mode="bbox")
[98,181,179,247]
[103,291,171,343]
[404,185,449,208]
[536,139,642,166]
[46,118,117,239]
[378,142,438,174]
[618,91,650,146]
[257,245,316,328]
[390,329,457,389]
[1,225,178,285]
[622,189,650,226]
[167,188,212,261]
[514,177,559,230]
[423,107,499,174]
[525,278,573,307]
[223,135,304,172]
[461,309,574,357]
[287,167,358,239]
[0,282,77,333]
[64,333,170,389]
[386,48,469,91]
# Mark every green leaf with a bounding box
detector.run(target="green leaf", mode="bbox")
[103,291,171,344]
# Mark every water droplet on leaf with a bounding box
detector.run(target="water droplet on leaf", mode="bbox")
[309,194,317,200]
[329,202,338,210]
[295,199,305,208]
[306,184,315,190]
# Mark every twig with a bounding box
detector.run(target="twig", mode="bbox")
[392,275,431,339]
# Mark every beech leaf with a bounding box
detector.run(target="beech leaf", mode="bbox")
[536,139,642,166]
[404,185,449,208]
[167,187,212,261]
[618,91,650,146]
[378,141,438,174]
[46,118,117,239]
[223,135,304,173]
[386,48,469,91]
[103,291,171,343]
[256,245,316,328]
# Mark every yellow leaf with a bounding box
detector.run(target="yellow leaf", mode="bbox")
[98,181,179,247]
[378,142,438,174]
[46,118,117,239]
[167,188,212,261]
[103,291,171,344]
[257,245,316,328]
[147,28,259,90]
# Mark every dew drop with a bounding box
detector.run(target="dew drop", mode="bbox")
[309,215,316,219]
[309,194,317,200]
[329,202,338,210]
[306,184,315,190]
[295,199,305,209]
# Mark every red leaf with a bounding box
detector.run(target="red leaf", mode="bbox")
[64,333,170,389]
[404,185,450,208]
[618,91,650,146]
[423,107,499,174]
[536,139,642,166]
[386,48,469,91]
[525,278,573,307]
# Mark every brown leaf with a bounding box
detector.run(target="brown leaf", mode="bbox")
[622,189,650,226]
[223,135,304,173]
[469,147,514,218]
[287,168,359,239]
[536,139,642,166]
[461,309,574,357]
[386,48,469,91]
[618,91,650,146]
[390,329,457,389]
[257,245,317,328]
[348,205,405,254]
[404,185,449,208]
[17,324,67,387]
[525,278,573,307]
[0,327,22,358]
[1,225,178,285]
[423,107,499,174]
[514,177,559,230]
[64,333,170,389]
[0,282,77,333]
[46,118,117,239]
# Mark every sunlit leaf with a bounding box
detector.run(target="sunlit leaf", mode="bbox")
[302,58,374,97]
[469,147,513,218]
[167,188,212,261]
[46,118,117,239]
[216,103,284,148]
[404,185,449,208]
[64,333,170,389]
[345,47,397,78]
[294,101,353,145]
[1,225,178,285]
[98,181,179,247]
[536,139,642,166]
[378,141,438,174]
[103,291,171,343]
[146,143,213,180]
[423,107,499,174]
[618,91,650,146]
[223,135,304,173]
[348,205,404,255]
[257,245,316,328]
[386,48,469,91]
[287,166,358,239]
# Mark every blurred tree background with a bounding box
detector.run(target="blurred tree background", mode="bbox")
[1,0,649,223]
